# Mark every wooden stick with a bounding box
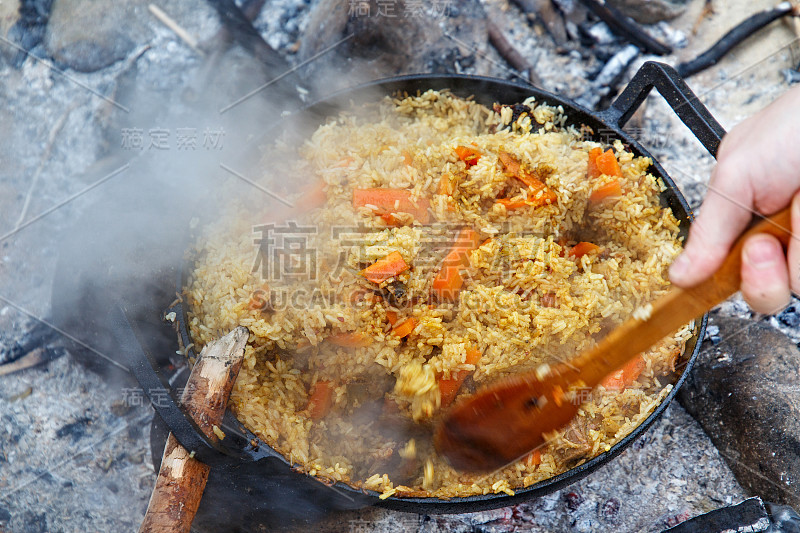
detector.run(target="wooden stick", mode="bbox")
[139,326,248,533]
[691,0,715,36]
[510,0,568,48]
[487,20,544,88]
[677,2,797,78]
[148,4,205,56]
[14,103,77,229]
[579,0,672,55]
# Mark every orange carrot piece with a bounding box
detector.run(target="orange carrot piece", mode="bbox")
[497,151,523,176]
[524,449,542,467]
[588,179,622,204]
[586,147,603,179]
[247,287,270,311]
[438,377,464,407]
[352,188,430,223]
[568,242,601,259]
[380,213,400,226]
[386,310,399,326]
[455,145,481,167]
[595,149,622,177]
[402,150,414,166]
[431,268,464,302]
[326,332,373,348]
[361,251,409,284]
[465,347,482,366]
[263,181,327,223]
[307,380,334,420]
[391,317,417,338]
[431,228,481,301]
[494,196,554,210]
[497,151,557,206]
[438,347,483,407]
[299,180,327,210]
[449,228,482,259]
[437,174,453,195]
[624,356,647,382]
[601,355,646,391]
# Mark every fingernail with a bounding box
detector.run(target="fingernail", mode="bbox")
[669,253,690,280]
[744,237,780,270]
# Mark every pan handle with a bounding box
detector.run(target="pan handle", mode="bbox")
[599,61,726,157]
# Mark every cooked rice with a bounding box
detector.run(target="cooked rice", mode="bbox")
[185,90,691,499]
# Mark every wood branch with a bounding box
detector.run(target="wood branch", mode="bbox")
[579,0,672,55]
[691,0,715,36]
[204,0,308,101]
[148,4,204,56]
[138,326,249,533]
[510,0,568,47]
[0,347,65,376]
[14,103,77,229]
[487,20,544,87]
[203,0,265,48]
[677,2,797,78]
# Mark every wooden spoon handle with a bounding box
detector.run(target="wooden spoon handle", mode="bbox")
[138,327,248,533]
[571,205,792,389]
[435,207,792,472]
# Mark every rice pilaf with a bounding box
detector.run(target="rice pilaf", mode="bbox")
[185,90,691,498]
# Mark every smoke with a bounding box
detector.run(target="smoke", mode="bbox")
[30,1,515,529]
[44,2,441,529]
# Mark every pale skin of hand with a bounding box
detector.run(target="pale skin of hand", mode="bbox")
[669,84,800,314]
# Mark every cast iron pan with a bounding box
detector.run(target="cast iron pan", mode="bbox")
[128,61,724,519]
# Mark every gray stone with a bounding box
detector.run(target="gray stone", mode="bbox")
[678,316,800,508]
[605,0,690,25]
[44,0,152,72]
[298,0,489,90]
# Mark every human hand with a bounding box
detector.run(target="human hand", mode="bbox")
[668,85,800,314]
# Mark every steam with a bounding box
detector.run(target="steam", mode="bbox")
[44,3,475,528]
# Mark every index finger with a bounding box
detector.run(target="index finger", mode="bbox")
[669,163,755,287]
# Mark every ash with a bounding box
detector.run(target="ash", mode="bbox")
[1,0,798,531]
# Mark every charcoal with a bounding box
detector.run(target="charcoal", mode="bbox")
[778,306,800,328]
[565,491,583,511]
[605,0,690,24]
[783,69,800,85]
[5,0,53,67]
[662,497,769,532]
[599,497,620,522]
[55,416,92,442]
[766,502,800,532]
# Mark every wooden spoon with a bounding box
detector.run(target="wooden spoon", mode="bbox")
[434,207,793,473]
